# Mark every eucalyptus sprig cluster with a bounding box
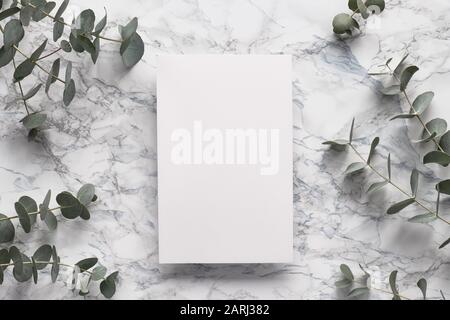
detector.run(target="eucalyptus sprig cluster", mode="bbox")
[0,244,119,298]
[0,0,145,139]
[0,183,98,243]
[332,0,385,36]
[335,263,445,300]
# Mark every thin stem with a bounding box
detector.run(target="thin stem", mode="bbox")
[0,206,61,222]
[348,143,450,225]
[370,286,411,300]
[36,47,62,61]
[12,57,30,115]
[24,3,122,43]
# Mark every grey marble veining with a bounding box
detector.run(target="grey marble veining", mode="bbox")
[0,0,449,299]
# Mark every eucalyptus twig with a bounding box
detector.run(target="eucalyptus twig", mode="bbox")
[0,206,61,222]
[36,47,62,61]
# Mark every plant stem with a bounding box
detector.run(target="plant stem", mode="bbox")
[12,57,30,115]
[36,47,62,61]
[0,206,61,222]
[348,143,450,225]
[370,286,411,300]
[23,3,123,43]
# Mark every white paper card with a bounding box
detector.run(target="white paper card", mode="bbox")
[157,55,293,263]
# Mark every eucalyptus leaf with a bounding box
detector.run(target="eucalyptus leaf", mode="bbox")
[14,201,31,233]
[45,58,60,93]
[19,5,33,26]
[414,131,437,144]
[119,17,137,40]
[416,278,426,300]
[0,45,15,67]
[44,211,57,230]
[13,253,32,282]
[349,118,355,143]
[387,153,391,180]
[31,257,38,284]
[20,112,47,130]
[367,137,379,164]
[335,278,352,288]
[32,244,52,270]
[69,31,84,52]
[322,139,348,151]
[0,248,10,271]
[13,59,34,82]
[423,151,450,166]
[439,131,450,154]
[63,78,75,106]
[348,0,357,11]
[340,264,354,281]
[93,8,107,36]
[76,257,98,272]
[75,9,95,33]
[90,37,99,64]
[4,19,24,48]
[0,7,19,21]
[32,1,56,22]
[421,118,447,141]
[412,91,434,114]
[53,0,68,21]
[436,179,450,195]
[367,180,388,193]
[91,265,107,281]
[56,191,82,219]
[30,39,47,61]
[53,18,64,41]
[77,34,95,54]
[365,0,385,12]
[408,213,437,224]
[386,198,415,215]
[120,32,144,68]
[60,39,71,52]
[39,189,51,220]
[23,83,42,100]
[381,85,401,96]
[410,169,419,197]
[77,183,95,206]
[18,195,37,225]
[9,246,22,275]
[0,213,15,243]
[65,61,71,83]
[51,245,59,282]
[344,162,366,175]
[400,65,419,92]
[389,270,400,299]
[390,113,416,121]
[439,237,450,249]
[100,271,118,298]
[393,53,409,75]
[347,287,369,298]
[356,0,369,19]
[332,13,353,34]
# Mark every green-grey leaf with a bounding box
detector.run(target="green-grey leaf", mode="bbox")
[39,189,51,220]
[365,0,385,12]
[90,37,99,64]
[348,0,358,11]
[75,9,95,33]
[20,5,33,26]
[381,85,401,96]
[421,119,447,142]
[53,18,64,41]
[54,0,68,21]
[349,118,355,143]
[356,0,369,19]
[332,13,353,34]
[44,210,57,230]
[60,39,72,52]
[65,61,72,83]
[367,180,388,193]
[56,191,82,219]
[0,7,19,21]
[18,195,37,224]
[32,1,56,22]
[0,45,15,67]
[9,246,22,275]
[387,198,415,215]
[439,131,450,154]
[69,31,84,52]
[63,78,75,106]
[389,270,399,299]
[436,179,450,195]
[344,162,366,175]
[408,213,437,224]
[400,65,419,92]
[120,32,144,68]
[45,58,60,93]
[335,278,352,288]
[119,17,137,40]
[91,265,107,281]
[387,153,391,180]
[322,139,348,151]
[93,8,107,36]
[393,53,409,75]
[14,201,31,233]
[32,244,52,270]
[412,91,434,114]
[13,59,34,82]
[417,278,427,300]
[13,253,32,282]
[0,214,15,243]
[23,83,42,100]
[51,245,59,283]
[410,169,419,197]
[4,19,24,48]
[31,257,38,284]
[347,287,369,298]
[76,257,98,272]
[367,137,379,164]
[0,248,10,271]
[439,237,450,249]
[21,112,47,130]
[340,264,354,281]
[100,271,119,298]
[423,151,450,166]
[415,131,437,144]
[390,113,416,121]
[77,183,95,206]
[30,39,47,61]
[77,34,95,54]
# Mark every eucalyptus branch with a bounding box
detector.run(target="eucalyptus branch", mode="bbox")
[0,184,98,243]
[35,47,62,61]
[0,245,118,298]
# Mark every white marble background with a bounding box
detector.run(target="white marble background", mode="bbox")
[0,0,449,299]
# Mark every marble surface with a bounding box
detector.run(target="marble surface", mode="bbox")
[0,0,449,299]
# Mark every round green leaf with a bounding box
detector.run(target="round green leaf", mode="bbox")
[120,32,144,68]
[14,202,31,233]
[100,271,119,298]
[56,191,82,219]
[20,5,33,26]
[32,1,56,22]
[75,9,95,33]
[0,214,15,243]
[0,249,10,271]
[76,257,98,272]
[412,91,434,114]
[348,0,358,11]
[423,151,450,166]
[417,278,427,300]
[439,131,450,154]
[365,0,385,12]
[20,112,47,130]
[18,195,38,224]
[400,65,419,92]
[436,179,450,195]
[60,39,72,52]
[91,265,107,281]
[77,34,95,54]
[69,31,84,52]
[332,13,353,34]
[44,211,57,230]
[32,244,52,270]
[0,45,15,68]
[13,254,32,282]
[4,19,24,48]
[119,17,137,40]
[421,118,447,142]
[340,264,354,281]
[77,184,95,206]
